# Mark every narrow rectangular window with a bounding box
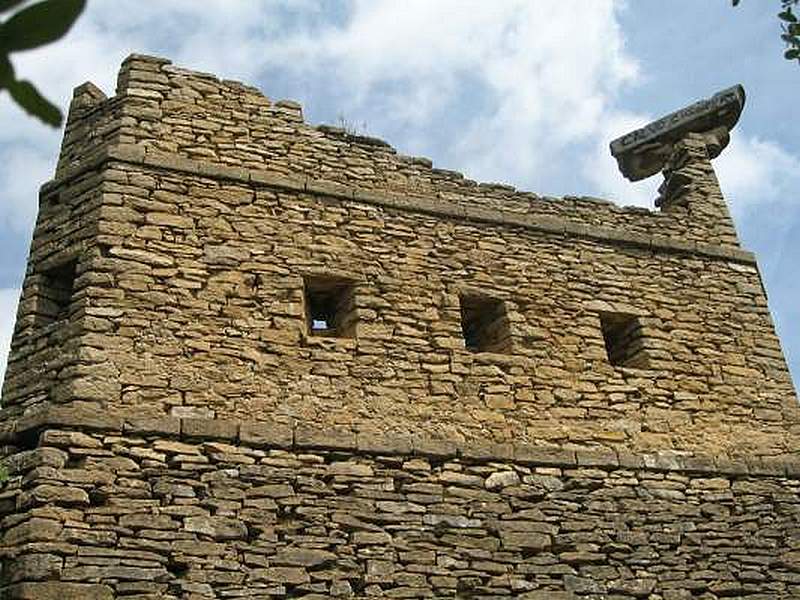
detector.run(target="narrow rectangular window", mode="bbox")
[304,275,356,338]
[599,312,650,368]
[459,295,511,354]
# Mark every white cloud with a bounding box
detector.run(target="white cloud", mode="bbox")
[0,145,55,233]
[0,288,20,389]
[2,0,797,228]
[715,133,800,218]
[582,110,660,208]
[0,0,644,241]
[0,2,291,234]
[258,0,641,189]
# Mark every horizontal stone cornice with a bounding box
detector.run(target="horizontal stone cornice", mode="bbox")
[6,406,797,479]
[41,144,757,266]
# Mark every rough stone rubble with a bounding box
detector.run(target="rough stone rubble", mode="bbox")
[0,54,797,598]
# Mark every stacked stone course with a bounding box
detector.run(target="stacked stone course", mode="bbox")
[0,54,798,598]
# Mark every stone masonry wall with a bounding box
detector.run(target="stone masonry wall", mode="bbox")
[4,152,794,458]
[1,55,798,599]
[3,55,798,458]
[59,54,740,248]
[1,165,105,418]
[1,417,799,599]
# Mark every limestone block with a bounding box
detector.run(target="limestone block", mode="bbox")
[485,470,521,490]
[272,547,337,567]
[182,418,238,441]
[8,582,114,600]
[4,518,63,545]
[39,430,102,449]
[250,567,310,585]
[184,516,248,540]
[296,426,356,451]
[7,553,63,582]
[239,422,293,448]
[327,461,373,477]
[17,485,90,508]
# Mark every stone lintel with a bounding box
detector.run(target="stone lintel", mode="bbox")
[610,85,745,182]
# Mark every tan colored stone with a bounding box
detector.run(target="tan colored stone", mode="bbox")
[9,583,113,600]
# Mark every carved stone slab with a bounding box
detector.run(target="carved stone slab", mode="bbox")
[610,85,745,181]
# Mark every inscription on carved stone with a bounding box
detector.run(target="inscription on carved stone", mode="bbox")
[610,84,745,181]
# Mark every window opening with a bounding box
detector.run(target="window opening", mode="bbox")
[599,312,650,368]
[459,295,511,353]
[38,259,77,325]
[304,276,356,338]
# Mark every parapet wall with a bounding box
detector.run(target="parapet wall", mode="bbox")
[58,54,739,247]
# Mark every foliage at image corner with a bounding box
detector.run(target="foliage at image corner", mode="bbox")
[733,0,800,63]
[0,0,86,127]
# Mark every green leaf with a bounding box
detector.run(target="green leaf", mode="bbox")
[785,48,800,59]
[0,52,12,87]
[0,0,26,13]
[6,78,62,126]
[732,0,741,6]
[779,8,798,21]
[0,0,86,52]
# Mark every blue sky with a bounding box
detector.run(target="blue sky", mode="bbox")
[0,1,798,389]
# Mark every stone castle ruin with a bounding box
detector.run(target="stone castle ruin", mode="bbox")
[0,54,798,598]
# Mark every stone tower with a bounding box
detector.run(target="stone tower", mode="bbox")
[0,55,797,599]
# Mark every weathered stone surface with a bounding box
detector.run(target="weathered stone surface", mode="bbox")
[272,547,337,567]
[182,418,238,441]
[296,426,356,450]
[0,427,795,597]
[184,516,248,540]
[4,518,63,545]
[500,531,552,550]
[39,430,102,449]
[17,485,90,508]
[0,53,797,600]
[252,567,310,584]
[7,553,63,582]
[240,422,293,448]
[610,84,745,181]
[124,416,181,435]
[327,461,373,477]
[9,582,113,600]
[485,470,520,489]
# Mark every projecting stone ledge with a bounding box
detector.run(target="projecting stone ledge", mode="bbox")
[610,85,745,182]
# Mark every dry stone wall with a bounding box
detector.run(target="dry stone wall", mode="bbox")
[1,165,105,419]
[1,54,798,598]
[18,156,790,458]
[58,55,740,248]
[0,419,799,599]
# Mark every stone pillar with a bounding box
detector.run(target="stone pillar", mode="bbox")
[54,82,107,178]
[656,131,740,246]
